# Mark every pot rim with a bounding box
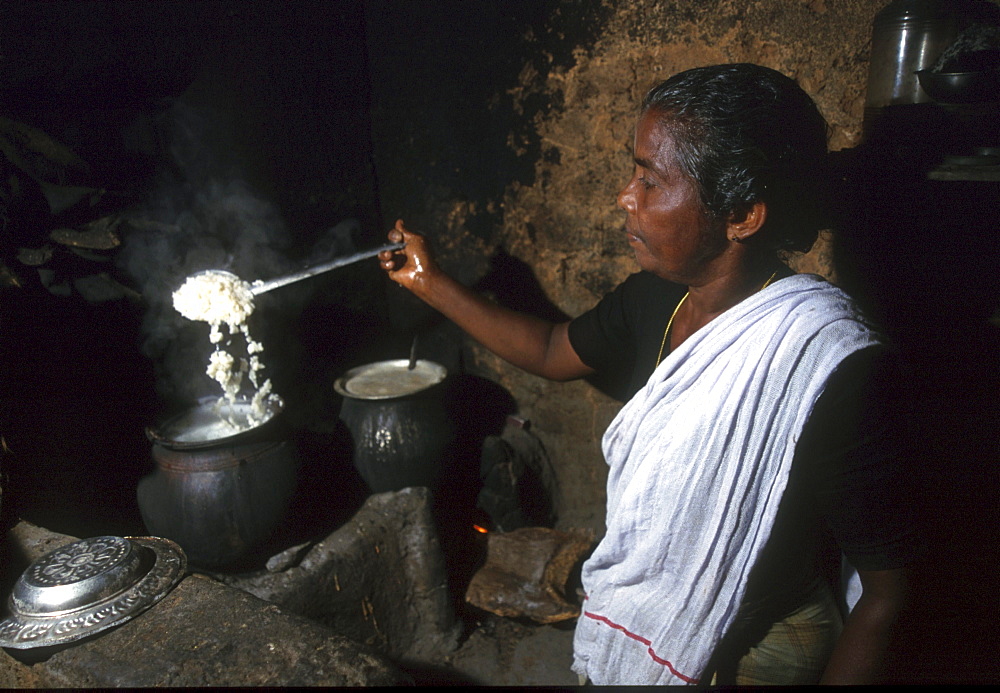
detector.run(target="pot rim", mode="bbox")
[333,359,448,400]
[146,395,285,450]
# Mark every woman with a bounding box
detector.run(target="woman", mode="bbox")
[380,64,915,685]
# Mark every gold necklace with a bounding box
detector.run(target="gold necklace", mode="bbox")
[654,271,779,368]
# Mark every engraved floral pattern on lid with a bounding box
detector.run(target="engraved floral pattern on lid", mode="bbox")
[27,536,131,586]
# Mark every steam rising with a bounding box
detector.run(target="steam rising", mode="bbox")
[117,99,359,409]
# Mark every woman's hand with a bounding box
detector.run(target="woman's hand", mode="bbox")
[379,219,439,298]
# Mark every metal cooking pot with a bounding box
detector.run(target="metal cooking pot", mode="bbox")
[335,359,455,494]
[137,396,297,570]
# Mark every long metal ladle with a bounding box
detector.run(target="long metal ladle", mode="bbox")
[251,241,404,295]
[190,242,405,296]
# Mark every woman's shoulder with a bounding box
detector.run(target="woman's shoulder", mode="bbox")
[775,273,877,323]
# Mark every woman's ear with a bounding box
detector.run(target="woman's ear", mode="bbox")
[726,201,767,243]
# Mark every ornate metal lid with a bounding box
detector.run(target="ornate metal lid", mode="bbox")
[0,535,186,649]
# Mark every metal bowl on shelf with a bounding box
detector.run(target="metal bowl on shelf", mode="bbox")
[915,66,1000,103]
[0,535,186,649]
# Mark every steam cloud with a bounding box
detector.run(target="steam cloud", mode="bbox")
[117,99,359,409]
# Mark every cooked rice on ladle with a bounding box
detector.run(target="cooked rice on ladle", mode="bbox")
[172,270,278,429]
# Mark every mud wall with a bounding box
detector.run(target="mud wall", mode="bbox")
[367,0,901,533]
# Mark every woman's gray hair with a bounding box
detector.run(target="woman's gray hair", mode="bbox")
[642,63,830,254]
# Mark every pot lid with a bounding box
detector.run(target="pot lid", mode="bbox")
[334,359,447,400]
[0,535,186,649]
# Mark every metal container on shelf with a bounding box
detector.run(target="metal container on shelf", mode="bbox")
[863,0,961,132]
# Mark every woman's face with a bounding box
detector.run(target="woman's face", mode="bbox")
[617,109,728,284]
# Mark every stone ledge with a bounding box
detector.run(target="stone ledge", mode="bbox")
[219,486,462,663]
[0,522,409,688]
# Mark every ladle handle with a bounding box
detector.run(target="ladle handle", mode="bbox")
[251,242,405,295]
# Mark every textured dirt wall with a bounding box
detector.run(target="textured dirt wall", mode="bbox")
[468,0,889,533]
[369,0,995,534]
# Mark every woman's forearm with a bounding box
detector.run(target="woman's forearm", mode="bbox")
[382,220,592,381]
[413,269,585,379]
[820,568,907,684]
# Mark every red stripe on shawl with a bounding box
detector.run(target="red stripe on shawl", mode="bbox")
[582,610,700,684]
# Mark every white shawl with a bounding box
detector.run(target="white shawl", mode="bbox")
[571,274,881,685]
